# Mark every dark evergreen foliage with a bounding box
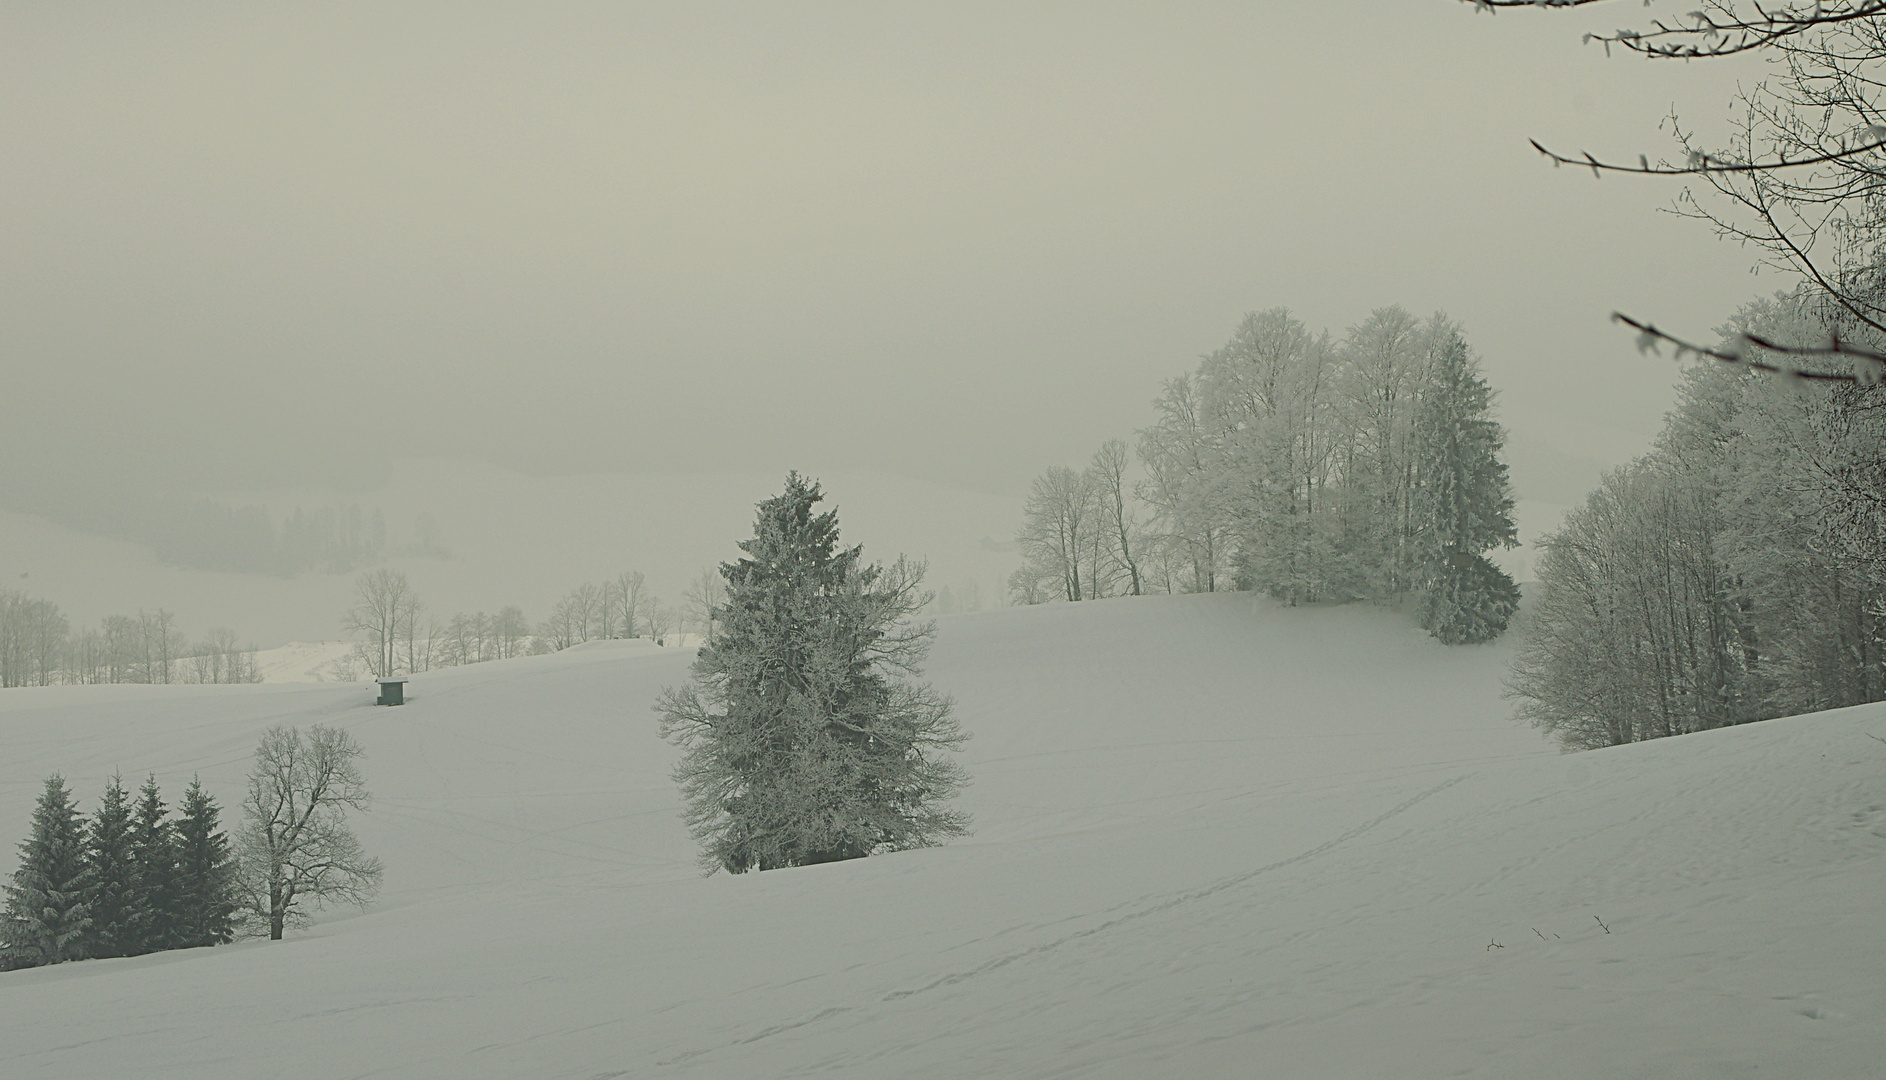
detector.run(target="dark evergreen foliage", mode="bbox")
[1421,551,1523,646]
[1411,330,1522,644]
[658,473,970,874]
[173,777,237,947]
[3,772,239,965]
[84,774,140,958]
[130,774,180,953]
[2,775,93,968]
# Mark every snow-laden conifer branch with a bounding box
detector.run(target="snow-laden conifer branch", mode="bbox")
[1613,311,1886,381]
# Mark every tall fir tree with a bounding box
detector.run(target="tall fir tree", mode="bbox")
[1410,329,1521,644]
[2,775,93,968]
[130,774,180,953]
[658,473,971,874]
[172,777,237,947]
[84,774,140,958]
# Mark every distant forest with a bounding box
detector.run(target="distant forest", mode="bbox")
[2,486,447,576]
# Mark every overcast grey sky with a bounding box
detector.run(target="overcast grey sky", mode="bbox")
[3,2,1769,501]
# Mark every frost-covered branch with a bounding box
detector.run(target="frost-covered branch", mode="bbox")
[1469,1,1886,352]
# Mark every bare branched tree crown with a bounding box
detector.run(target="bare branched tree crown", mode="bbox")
[343,570,422,678]
[236,724,383,940]
[1465,0,1886,380]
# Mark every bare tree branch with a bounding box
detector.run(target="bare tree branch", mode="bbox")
[1463,1,1886,60]
[1528,133,1886,177]
[1612,312,1886,380]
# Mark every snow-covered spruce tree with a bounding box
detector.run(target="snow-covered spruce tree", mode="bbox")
[173,777,237,947]
[130,774,181,953]
[84,774,141,958]
[657,473,970,874]
[2,776,92,968]
[1409,328,1521,644]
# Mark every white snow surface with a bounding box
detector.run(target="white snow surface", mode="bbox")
[1,593,1881,1078]
[249,640,361,683]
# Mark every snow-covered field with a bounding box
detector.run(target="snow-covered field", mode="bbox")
[249,640,361,683]
[1,593,1881,1078]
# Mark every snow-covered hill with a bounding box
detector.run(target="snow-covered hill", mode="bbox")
[249,640,361,683]
[1,593,1881,1078]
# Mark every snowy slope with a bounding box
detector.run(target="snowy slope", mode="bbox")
[0,593,1881,1078]
[249,640,361,683]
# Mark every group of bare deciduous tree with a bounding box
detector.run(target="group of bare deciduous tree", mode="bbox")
[0,592,259,689]
[1014,306,1522,643]
[339,566,705,680]
[1465,3,1886,744]
[536,570,683,651]
[534,569,718,652]
[343,570,522,678]
[1011,439,1150,605]
[1512,295,1886,750]
[534,568,735,652]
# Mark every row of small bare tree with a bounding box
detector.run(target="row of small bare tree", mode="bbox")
[340,566,733,679]
[0,593,259,689]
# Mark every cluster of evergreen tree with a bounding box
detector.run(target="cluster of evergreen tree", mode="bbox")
[1016,305,1521,644]
[1511,293,1886,750]
[1,773,238,970]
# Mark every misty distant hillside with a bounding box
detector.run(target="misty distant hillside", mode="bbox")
[0,460,1023,647]
[0,482,414,576]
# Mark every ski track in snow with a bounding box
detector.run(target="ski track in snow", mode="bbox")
[651,774,1470,1070]
[883,775,1470,1001]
